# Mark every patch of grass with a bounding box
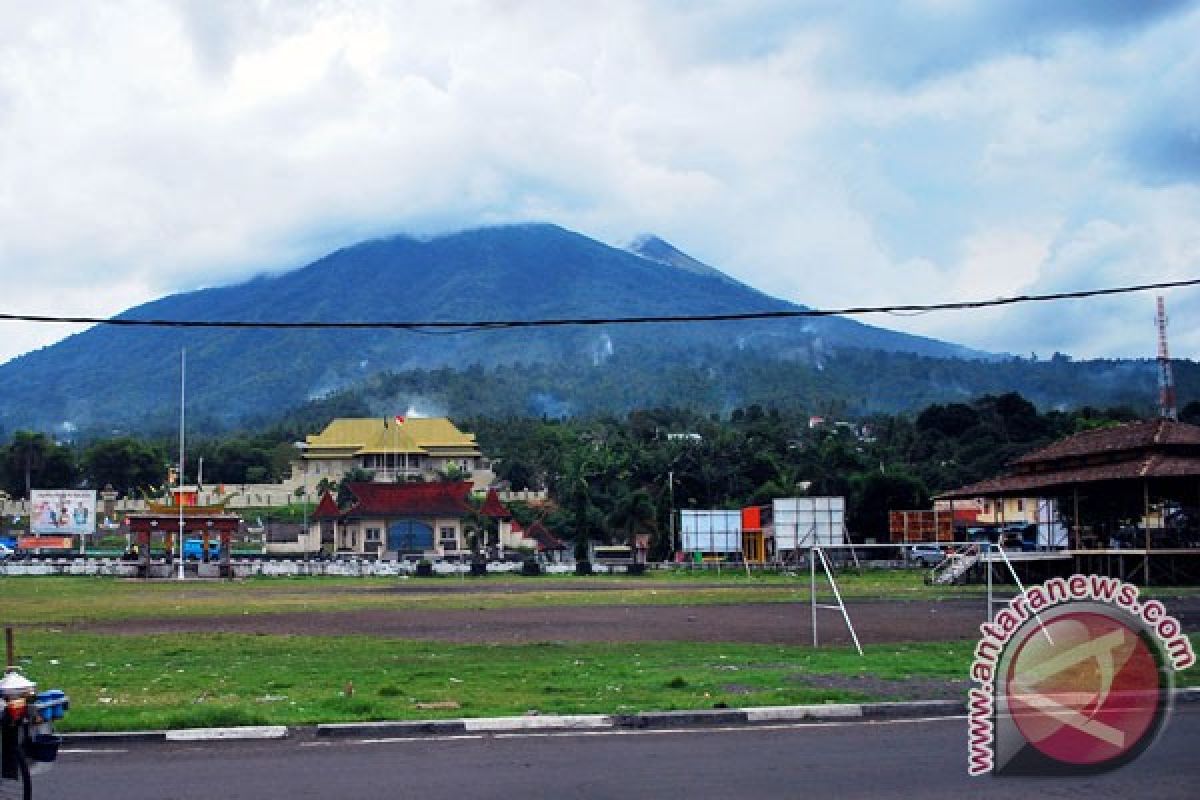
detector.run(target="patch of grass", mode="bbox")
[7,629,998,731]
[163,706,270,730]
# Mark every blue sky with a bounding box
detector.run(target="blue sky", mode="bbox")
[0,0,1197,365]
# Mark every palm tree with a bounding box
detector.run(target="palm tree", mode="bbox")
[6,431,48,498]
[608,488,657,546]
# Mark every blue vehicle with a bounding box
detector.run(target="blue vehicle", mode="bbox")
[182,539,221,561]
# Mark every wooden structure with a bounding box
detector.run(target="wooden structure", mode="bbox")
[888,510,954,543]
[938,418,1200,584]
[124,503,241,577]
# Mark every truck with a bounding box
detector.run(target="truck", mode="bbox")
[182,538,222,561]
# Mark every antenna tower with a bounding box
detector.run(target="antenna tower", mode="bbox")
[1156,295,1177,420]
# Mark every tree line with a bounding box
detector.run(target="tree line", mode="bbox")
[3,394,1198,556]
[0,432,297,500]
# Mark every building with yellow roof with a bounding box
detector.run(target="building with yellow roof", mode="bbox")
[291,417,494,490]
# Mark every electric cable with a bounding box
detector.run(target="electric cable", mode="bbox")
[0,277,1195,332]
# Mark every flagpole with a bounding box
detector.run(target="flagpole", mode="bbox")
[178,348,186,581]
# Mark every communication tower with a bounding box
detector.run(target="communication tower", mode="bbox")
[1157,295,1177,420]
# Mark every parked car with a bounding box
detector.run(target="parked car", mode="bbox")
[908,544,945,566]
[0,543,12,560]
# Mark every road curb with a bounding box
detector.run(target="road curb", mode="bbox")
[617,709,751,729]
[165,726,289,741]
[463,714,613,732]
[1175,686,1200,704]
[861,699,966,718]
[64,687,1200,744]
[62,730,167,746]
[317,720,468,739]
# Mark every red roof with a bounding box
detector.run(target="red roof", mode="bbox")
[480,488,511,518]
[338,481,474,518]
[525,521,567,551]
[313,491,340,519]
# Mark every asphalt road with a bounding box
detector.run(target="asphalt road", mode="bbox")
[35,708,1200,800]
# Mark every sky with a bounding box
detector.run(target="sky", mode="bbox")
[1,0,1197,366]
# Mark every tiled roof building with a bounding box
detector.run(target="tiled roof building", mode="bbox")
[291,417,494,489]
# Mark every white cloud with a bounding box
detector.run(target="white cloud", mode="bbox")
[0,0,1197,367]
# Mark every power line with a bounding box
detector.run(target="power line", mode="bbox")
[0,277,1196,332]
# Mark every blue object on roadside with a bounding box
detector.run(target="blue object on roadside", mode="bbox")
[34,689,68,720]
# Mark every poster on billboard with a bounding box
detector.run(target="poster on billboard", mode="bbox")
[30,489,97,535]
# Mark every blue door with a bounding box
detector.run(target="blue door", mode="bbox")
[388,519,434,552]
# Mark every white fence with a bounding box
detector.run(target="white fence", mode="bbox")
[0,559,598,578]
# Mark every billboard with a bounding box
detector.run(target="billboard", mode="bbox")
[772,497,845,549]
[681,510,742,553]
[31,489,97,536]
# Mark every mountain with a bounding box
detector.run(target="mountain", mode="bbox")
[0,224,990,433]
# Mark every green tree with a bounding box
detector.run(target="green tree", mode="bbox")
[82,437,167,495]
[1,432,76,497]
[336,467,375,508]
[847,468,930,540]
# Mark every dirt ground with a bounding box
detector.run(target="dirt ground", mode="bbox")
[79,593,1200,647]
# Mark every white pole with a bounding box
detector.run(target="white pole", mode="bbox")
[178,348,186,581]
[985,540,992,622]
[667,470,675,560]
[810,546,818,647]
[817,547,863,656]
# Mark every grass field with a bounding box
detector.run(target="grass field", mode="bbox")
[2,573,1196,731]
[0,570,990,625]
[13,631,973,731]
